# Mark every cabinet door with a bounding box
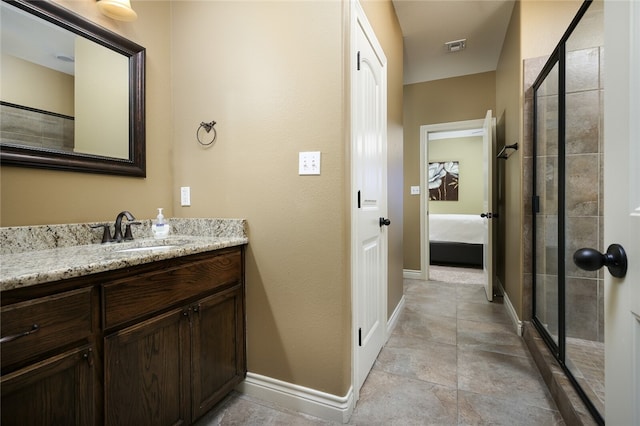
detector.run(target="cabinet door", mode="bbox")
[191,284,246,420]
[104,307,190,426]
[1,344,95,426]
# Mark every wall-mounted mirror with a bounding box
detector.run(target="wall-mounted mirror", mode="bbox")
[0,0,145,176]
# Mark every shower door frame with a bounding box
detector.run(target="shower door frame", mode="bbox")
[530,1,603,424]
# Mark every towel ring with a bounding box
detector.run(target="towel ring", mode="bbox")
[197,121,217,146]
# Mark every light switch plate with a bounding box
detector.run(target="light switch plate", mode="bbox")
[410,186,420,195]
[180,186,191,206]
[299,151,321,175]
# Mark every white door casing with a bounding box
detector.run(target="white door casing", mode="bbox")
[603,0,639,424]
[351,0,388,396]
[419,117,494,290]
[419,126,431,281]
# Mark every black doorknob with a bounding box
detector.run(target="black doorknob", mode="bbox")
[481,212,498,219]
[379,217,391,227]
[573,244,628,278]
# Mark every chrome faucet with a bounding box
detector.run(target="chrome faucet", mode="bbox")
[113,211,139,242]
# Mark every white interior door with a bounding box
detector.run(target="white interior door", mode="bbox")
[604,1,639,424]
[351,0,388,394]
[482,110,494,301]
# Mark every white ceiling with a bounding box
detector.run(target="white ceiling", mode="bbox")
[1,1,76,75]
[392,0,516,85]
[1,1,515,85]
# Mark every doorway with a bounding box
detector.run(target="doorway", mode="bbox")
[419,113,496,301]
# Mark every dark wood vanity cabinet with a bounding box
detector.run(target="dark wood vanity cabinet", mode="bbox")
[0,246,246,425]
[1,287,96,426]
[104,284,245,425]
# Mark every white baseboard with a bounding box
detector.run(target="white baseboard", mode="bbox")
[497,277,523,336]
[387,295,405,337]
[237,373,354,423]
[403,269,424,280]
[237,297,407,424]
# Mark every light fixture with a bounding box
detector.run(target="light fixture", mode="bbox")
[97,0,137,22]
[444,39,467,53]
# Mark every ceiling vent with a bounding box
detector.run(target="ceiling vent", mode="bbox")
[444,39,467,53]
[56,54,75,63]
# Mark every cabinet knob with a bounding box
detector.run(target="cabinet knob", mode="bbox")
[83,348,94,366]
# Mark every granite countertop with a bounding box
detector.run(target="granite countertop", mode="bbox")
[0,218,248,292]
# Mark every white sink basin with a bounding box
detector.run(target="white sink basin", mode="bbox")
[116,245,175,253]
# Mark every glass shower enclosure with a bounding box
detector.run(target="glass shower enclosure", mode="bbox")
[531,0,604,424]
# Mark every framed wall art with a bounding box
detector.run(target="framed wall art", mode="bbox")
[428,161,459,201]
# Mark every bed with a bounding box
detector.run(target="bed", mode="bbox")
[429,214,484,268]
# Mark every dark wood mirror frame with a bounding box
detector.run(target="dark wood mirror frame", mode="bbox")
[0,0,146,177]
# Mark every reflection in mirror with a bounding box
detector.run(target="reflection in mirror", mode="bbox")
[0,0,145,176]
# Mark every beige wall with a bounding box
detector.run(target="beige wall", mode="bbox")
[428,136,483,215]
[495,0,523,317]
[521,0,584,59]
[170,0,350,396]
[74,37,129,158]
[0,0,173,225]
[1,54,74,116]
[0,0,403,398]
[403,72,495,271]
[170,0,402,397]
[494,0,582,319]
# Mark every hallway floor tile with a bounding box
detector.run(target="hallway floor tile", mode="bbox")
[196,267,564,425]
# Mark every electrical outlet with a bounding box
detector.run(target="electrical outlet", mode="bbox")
[410,186,420,195]
[299,151,321,175]
[180,186,191,206]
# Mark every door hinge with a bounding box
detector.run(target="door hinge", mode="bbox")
[357,190,361,208]
[357,51,360,71]
[533,195,540,214]
[358,328,362,346]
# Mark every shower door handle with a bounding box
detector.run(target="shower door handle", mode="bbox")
[573,244,628,278]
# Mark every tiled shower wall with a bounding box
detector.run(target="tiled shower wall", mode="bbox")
[523,46,604,343]
[565,46,605,342]
[0,103,74,152]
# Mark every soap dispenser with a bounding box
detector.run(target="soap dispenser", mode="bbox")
[151,208,170,239]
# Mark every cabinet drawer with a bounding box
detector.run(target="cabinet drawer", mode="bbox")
[103,249,241,330]
[0,287,93,370]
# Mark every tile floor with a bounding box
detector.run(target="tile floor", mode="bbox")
[566,337,604,416]
[196,266,564,425]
